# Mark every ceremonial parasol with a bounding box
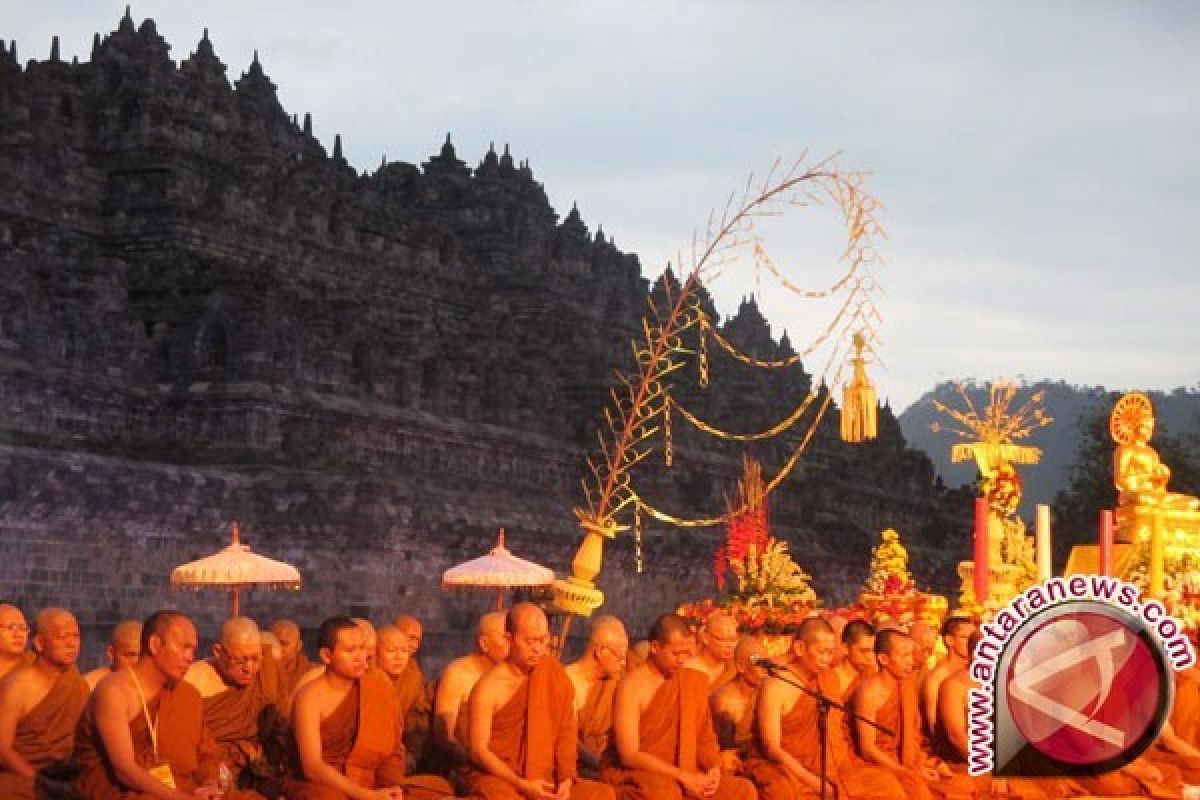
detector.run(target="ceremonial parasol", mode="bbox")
[170,522,302,617]
[441,528,555,610]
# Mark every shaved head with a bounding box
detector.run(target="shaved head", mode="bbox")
[649,613,691,645]
[589,615,628,648]
[219,616,260,647]
[271,619,304,663]
[353,618,378,659]
[35,607,74,636]
[506,603,550,673]
[0,604,28,659]
[392,614,423,653]
[797,617,835,644]
[479,610,506,638]
[111,620,142,647]
[34,608,80,669]
[376,624,411,678]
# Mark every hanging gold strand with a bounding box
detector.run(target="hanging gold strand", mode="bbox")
[634,503,644,573]
[664,396,674,467]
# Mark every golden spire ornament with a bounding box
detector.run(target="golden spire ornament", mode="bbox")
[840,332,877,442]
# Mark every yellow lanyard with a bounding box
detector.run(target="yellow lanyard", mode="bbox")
[128,669,160,763]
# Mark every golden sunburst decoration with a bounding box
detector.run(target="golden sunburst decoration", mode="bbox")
[1109,391,1153,446]
[930,381,1053,446]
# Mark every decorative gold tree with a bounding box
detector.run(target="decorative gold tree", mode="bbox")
[931,382,1052,608]
[552,155,886,628]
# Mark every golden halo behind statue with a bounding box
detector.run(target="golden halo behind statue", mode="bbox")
[1110,391,1154,445]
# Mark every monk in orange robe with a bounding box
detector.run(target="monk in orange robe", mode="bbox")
[390,614,432,768]
[272,619,313,700]
[184,617,286,795]
[711,635,767,775]
[86,620,143,691]
[374,624,454,799]
[0,604,30,682]
[74,609,263,799]
[427,610,510,778]
[289,616,438,800]
[686,611,739,692]
[847,630,939,800]
[0,608,89,800]
[464,602,613,800]
[566,615,629,778]
[603,613,756,800]
[919,616,974,738]
[829,620,875,702]
[743,618,903,800]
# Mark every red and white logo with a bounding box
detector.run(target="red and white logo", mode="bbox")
[1003,607,1168,769]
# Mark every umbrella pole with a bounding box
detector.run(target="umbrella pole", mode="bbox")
[232,586,240,618]
[557,614,574,654]
[495,588,505,611]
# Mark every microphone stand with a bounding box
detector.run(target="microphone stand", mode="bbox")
[758,662,894,800]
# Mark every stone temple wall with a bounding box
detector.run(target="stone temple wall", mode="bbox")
[0,13,972,670]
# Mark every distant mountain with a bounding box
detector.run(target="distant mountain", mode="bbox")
[898,381,1200,511]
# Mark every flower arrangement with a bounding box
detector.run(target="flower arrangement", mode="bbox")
[678,456,819,634]
[857,528,946,625]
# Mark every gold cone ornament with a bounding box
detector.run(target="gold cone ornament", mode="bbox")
[840,332,877,443]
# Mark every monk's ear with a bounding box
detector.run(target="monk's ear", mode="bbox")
[318,646,333,666]
[33,633,46,655]
[213,642,225,661]
[105,644,115,663]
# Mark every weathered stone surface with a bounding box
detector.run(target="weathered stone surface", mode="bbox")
[0,15,970,670]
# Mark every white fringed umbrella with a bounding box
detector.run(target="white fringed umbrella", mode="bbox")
[170,522,301,617]
[442,528,555,610]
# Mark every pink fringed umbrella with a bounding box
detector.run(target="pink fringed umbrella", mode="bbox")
[442,528,555,610]
[170,522,301,617]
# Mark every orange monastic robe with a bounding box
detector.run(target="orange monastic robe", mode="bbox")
[196,651,283,768]
[846,680,936,800]
[74,679,261,799]
[0,665,89,800]
[743,669,899,800]
[464,659,612,800]
[286,669,412,800]
[601,667,756,800]
[392,658,432,767]
[578,675,618,761]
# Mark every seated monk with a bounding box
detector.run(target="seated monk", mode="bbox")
[464,602,614,800]
[271,619,312,699]
[86,620,144,691]
[602,612,756,800]
[710,636,767,775]
[389,614,432,770]
[744,618,903,800]
[374,625,453,799]
[565,615,629,777]
[685,611,739,692]
[0,604,31,681]
[74,609,262,799]
[183,617,285,795]
[287,616,416,800]
[847,630,938,800]
[829,620,875,702]
[934,631,1077,800]
[0,608,89,800]
[426,610,509,776]
[919,616,974,737]
[285,619,380,718]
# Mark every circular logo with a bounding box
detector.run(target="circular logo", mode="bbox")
[1003,604,1170,769]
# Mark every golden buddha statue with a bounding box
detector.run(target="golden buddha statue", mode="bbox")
[1111,392,1199,542]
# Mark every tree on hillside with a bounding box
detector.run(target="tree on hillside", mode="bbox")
[1052,398,1200,570]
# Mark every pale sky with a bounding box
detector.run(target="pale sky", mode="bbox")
[7,1,1199,409]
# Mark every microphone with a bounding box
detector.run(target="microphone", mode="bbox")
[750,655,787,671]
